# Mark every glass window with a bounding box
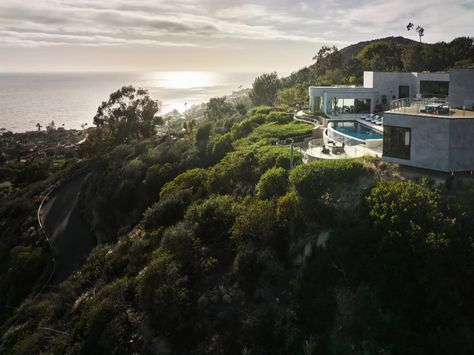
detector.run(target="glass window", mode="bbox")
[399,85,410,99]
[420,81,449,98]
[383,126,411,160]
[354,99,371,113]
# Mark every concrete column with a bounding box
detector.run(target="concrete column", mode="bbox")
[323,92,327,115]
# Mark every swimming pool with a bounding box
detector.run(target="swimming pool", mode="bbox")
[331,121,383,140]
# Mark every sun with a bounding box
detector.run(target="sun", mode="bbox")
[155,71,213,89]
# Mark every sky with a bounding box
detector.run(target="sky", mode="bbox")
[0,0,473,73]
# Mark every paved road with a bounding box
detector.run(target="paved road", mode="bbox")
[42,173,96,284]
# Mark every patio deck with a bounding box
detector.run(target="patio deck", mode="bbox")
[305,138,382,161]
[388,105,474,119]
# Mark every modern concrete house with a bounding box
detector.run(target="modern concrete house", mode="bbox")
[382,68,474,173]
[382,108,474,172]
[306,69,474,172]
[309,70,451,116]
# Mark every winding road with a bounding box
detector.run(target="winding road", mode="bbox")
[42,173,96,284]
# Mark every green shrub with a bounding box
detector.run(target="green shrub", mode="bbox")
[256,167,288,200]
[144,163,175,198]
[210,133,234,162]
[185,194,241,242]
[160,168,208,200]
[1,245,48,305]
[231,200,277,247]
[160,223,202,276]
[240,122,312,145]
[366,180,444,235]
[207,150,259,195]
[249,105,273,115]
[267,112,292,124]
[247,113,268,125]
[72,278,133,354]
[231,118,258,140]
[143,188,193,230]
[136,251,189,330]
[289,159,364,200]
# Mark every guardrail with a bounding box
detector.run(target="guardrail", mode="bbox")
[323,128,382,158]
[293,112,321,127]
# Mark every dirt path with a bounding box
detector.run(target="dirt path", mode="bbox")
[42,173,96,284]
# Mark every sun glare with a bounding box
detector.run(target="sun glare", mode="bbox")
[155,71,213,89]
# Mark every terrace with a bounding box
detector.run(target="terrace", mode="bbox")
[388,98,474,119]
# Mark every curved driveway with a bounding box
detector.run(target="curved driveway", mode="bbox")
[42,173,96,284]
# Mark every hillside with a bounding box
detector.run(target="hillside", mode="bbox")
[2,98,474,354]
[280,35,473,95]
[338,36,424,61]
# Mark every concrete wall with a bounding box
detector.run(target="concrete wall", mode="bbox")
[369,72,417,103]
[448,119,474,171]
[449,68,474,109]
[364,71,450,105]
[383,113,450,171]
[383,112,474,172]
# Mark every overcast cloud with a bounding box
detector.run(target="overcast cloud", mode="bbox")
[0,0,472,72]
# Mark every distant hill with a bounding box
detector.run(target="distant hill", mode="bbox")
[281,35,473,88]
[339,36,424,61]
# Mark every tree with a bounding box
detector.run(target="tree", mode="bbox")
[358,41,403,71]
[312,45,344,77]
[401,44,425,72]
[448,37,474,65]
[93,86,162,145]
[249,72,280,106]
[205,97,234,121]
[46,120,56,132]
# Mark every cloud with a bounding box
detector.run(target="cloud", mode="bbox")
[0,0,472,50]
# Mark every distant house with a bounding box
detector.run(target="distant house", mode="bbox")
[307,69,474,172]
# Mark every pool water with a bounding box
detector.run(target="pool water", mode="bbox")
[332,121,382,140]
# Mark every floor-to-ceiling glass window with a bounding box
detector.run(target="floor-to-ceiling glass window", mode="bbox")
[383,125,411,160]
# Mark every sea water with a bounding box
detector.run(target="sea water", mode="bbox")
[0,72,260,132]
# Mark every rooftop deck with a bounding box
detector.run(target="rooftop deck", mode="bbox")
[388,98,474,119]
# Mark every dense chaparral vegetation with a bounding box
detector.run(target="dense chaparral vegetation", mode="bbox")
[1,35,474,354]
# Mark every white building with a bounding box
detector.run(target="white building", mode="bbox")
[309,71,452,116]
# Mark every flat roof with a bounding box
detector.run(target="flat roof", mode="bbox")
[387,106,474,119]
[309,86,378,94]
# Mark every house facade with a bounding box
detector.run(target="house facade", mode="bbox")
[308,69,474,172]
[309,70,453,116]
[382,69,474,172]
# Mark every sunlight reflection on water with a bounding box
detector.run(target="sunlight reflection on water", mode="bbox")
[0,72,260,132]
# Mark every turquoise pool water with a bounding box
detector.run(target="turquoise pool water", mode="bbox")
[332,121,382,140]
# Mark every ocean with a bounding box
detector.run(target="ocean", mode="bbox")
[0,72,262,132]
